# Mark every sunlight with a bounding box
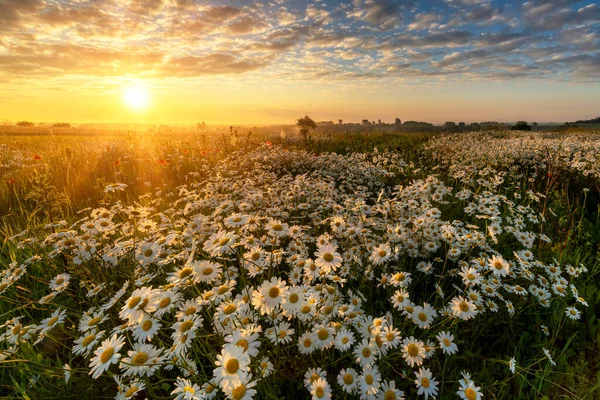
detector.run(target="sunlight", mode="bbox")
[122,85,150,111]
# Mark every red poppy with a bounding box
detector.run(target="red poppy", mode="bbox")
[7,179,16,184]
[265,141,273,147]
[32,154,41,160]
[114,159,121,166]
[183,149,189,154]
[200,150,208,156]
[159,159,167,165]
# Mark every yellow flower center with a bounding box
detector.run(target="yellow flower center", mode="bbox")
[128,296,141,309]
[55,278,65,285]
[459,301,470,312]
[407,343,419,357]
[179,268,193,279]
[100,347,114,364]
[232,385,246,399]
[180,320,195,332]
[378,250,386,257]
[131,352,148,365]
[418,312,427,322]
[82,334,96,347]
[385,390,397,400]
[323,253,334,262]
[362,347,371,358]
[421,377,430,388]
[142,320,153,331]
[365,374,374,385]
[225,359,239,374]
[268,287,280,298]
[125,387,139,397]
[236,339,249,351]
[343,373,354,385]
[465,387,477,400]
[315,386,325,398]
[317,329,329,341]
[289,293,299,303]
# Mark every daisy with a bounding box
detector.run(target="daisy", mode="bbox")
[154,290,182,318]
[390,289,410,310]
[257,357,274,378]
[38,308,66,335]
[282,285,305,317]
[310,377,332,400]
[508,357,516,374]
[358,365,381,398]
[370,244,392,265]
[565,306,580,320]
[73,329,104,356]
[457,372,483,400]
[193,260,222,283]
[214,343,251,390]
[450,296,478,320]
[411,303,437,329]
[222,373,257,400]
[401,337,426,367]
[225,329,261,357]
[436,331,458,355]
[304,367,327,388]
[89,334,125,379]
[414,368,438,399]
[334,327,356,351]
[132,316,161,342]
[337,368,358,393]
[171,377,203,400]
[382,326,401,350]
[354,339,379,367]
[312,324,335,350]
[119,287,160,324]
[298,331,317,355]
[49,273,70,292]
[120,343,163,377]
[252,277,288,315]
[378,380,405,400]
[314,244,343,273]
[487,255,510,277]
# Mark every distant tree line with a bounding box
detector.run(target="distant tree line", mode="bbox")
[565,116,600,125]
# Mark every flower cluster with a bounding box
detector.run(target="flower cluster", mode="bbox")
[1,144,588,399]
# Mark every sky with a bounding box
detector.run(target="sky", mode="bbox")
[0,0,599,125]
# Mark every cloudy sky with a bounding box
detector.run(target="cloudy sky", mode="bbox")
[1,0,599,124]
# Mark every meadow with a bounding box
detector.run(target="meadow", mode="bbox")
[0,128,599,399]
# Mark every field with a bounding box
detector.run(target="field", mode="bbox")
[0,128,599,399]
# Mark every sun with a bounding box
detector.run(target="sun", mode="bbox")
[122,85,150,111]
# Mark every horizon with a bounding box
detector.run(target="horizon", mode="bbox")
[1,0,599,124]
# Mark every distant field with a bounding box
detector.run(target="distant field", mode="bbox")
[1,129,599,399]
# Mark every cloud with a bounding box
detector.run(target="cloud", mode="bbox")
[0,0,598,85]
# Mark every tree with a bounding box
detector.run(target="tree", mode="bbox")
[296,115,317,145]
[395,118,402,125]
[361,119,370,125]
[338,119,343,125]
[53,122,71,128]
[377,119,382,125]
[16,121,35,127]
[511,121,531,131]
[444,122,457,130]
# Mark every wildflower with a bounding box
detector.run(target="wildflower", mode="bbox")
[358,365,381,398]
[401,337,426,367]
[565,306,581,320]
[450,296,478,320]
[337,368,359,393]
[436,331,458,355]
[120,343,163,377]
[89,334,125,379]
[488,255,510,277]
[314,244,343,273]
[309,377,332,400]
[214,343,251,390]
[457,372,482,400]
[172,377,203,400]
[414,368,438,399]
